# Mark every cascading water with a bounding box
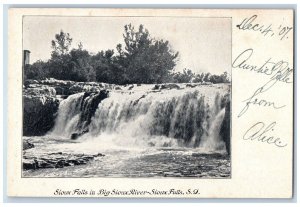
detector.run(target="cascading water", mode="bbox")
[50,92,84,137]
[50,90,108,138]
[24,83,231,178]
[50,84,230,153]
[199,108,226,151]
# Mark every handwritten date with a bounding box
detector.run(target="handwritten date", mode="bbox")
[237,15,293,40]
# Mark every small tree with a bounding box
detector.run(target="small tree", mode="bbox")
[220,71,230,83]
[172,69,195,83]
[51,30,73,57]
[193,73,205,83]
[203,73,211,83]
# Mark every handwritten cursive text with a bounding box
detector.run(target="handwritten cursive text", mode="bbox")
[243,121,287,147]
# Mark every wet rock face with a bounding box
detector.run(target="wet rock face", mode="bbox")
[22,152,105,171]
[76,90,109,132]
[23,160,38,170]
[64,90,110,139]
[70,129,89,140]
[23,94,60,136]
[23,140,34,150]
[220,95,231,155]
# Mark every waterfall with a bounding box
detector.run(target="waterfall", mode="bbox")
[50,93,84,137]
[198,108,226,152]
[50,84,230,153]
[49,90,108,137]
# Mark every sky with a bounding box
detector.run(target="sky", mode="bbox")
[23,16,231,75]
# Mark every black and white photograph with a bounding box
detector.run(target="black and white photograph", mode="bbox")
[22,16,231,178]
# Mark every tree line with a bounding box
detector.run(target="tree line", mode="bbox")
[24,24,230,85]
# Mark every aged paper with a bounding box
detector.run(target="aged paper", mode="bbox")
[7,8,294,198]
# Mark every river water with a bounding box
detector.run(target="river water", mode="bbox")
[23,136,230,178]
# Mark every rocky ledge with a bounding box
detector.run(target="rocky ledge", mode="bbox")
[23,94,60,136]
[23,78,114,136]
[23,140,34,150]
[23,152,105,170]
[24,78,116,96]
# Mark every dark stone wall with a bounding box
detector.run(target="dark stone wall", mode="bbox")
[220,98,231,155]
[77,90,109,132]
[23,96,59,136]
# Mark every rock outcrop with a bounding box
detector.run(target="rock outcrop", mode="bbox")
[22,152,105,170]
[220,94,231,155]
[153,83,181,90]
[76,90,109,133]
[24,78,114,96]
[23,86,59,136]
[23,78,112,136]
[23,140,34,150]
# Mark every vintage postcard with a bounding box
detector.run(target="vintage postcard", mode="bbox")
[7,8,294,198]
